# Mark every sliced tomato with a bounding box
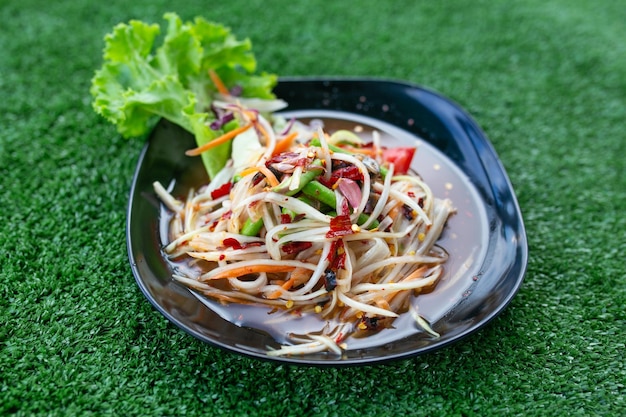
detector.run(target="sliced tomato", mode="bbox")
[381,147,416,174]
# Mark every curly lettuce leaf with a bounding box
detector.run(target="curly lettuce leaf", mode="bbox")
[90,12,278,178]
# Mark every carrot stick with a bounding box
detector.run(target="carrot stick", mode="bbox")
[267,276,297,299]
[387,202,402,221]
[208,68,230,96]
[238,166,259,178]
[235,165,280,187]
[266,266,312,299]
[185,123,253,156]
[272,131,298,156]
[208,264,297,280]
[342,145,377,156]
[256,165,280,187]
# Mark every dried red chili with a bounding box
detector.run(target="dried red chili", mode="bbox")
[326,214,354,238]
[222,237,243,250]
[210,182,232,199]
[281,241,313,254]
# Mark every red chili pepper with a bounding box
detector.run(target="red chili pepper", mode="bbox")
[332,250,346,271]
[326,240,341,263]
[222,237,242,250]
[221,238,262,250]
[326,239,347,270]
[210,182,232,199]
[326,215,354,238]
[208,220,219,231]
[281,241,313,254]
[332,165,363,182]
[266,152,301,165]
[319,165,364,188]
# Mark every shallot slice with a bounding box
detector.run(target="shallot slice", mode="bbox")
[336,178,362,209]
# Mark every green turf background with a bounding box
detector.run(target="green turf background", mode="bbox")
[1,0,625,416]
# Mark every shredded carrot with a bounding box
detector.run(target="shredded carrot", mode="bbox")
[208,69,230,96]
[402,266,429,282]
[283,277,298,290]
[238,166,260,178]
[243,109,258,121]
[266,266,312,299]
[256,165,280,187]
[209,264,297,280]
[272,131,298,156]
[342,145,377,156]
[185,123,253,156]
[235,165,280,187]
[387,202,402,221]
[267,276,297,299]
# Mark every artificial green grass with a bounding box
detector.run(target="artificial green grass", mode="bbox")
[1,0,625,415]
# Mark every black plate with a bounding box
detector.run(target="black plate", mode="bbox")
[127,78,528,366]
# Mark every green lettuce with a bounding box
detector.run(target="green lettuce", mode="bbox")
[90,12,278,178]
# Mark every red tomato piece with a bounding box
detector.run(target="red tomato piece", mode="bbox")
[381,147,416,174]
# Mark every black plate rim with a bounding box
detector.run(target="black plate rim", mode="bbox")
[126,76,528,366]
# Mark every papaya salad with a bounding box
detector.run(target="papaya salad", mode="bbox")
[90,13,455,356]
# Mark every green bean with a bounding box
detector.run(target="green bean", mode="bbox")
[240,218,264,236]
[301,181,336,208]
[284,159,324,196]
[357,214,378,228]
[309,138,348,154]
[297,195,315,207]
[310,138,388,178]
[281,207,299,221]
[301,181,378,229]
